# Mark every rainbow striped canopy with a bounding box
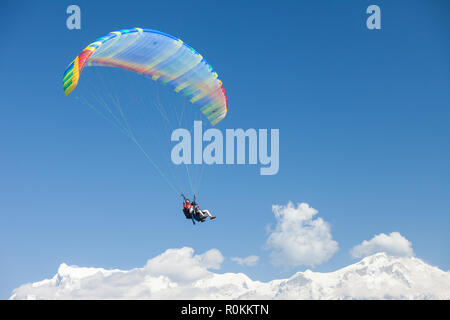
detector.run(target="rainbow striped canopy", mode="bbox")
[63,28,227,125]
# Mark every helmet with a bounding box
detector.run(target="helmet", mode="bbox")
[186,199,190,203]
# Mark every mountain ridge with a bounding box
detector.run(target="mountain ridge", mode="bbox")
[10,252,450,300]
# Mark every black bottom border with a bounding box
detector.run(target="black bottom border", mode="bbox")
[2,300,448,318]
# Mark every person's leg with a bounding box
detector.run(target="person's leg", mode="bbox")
[197,209,206,218]
[202,210,216,219]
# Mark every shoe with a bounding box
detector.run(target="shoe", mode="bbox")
[210,216,216,220]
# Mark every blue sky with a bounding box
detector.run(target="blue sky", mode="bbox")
[1,0,450,299]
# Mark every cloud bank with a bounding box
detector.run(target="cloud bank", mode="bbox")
[351,232,414,258]
[266,202,338,267]
[10,249,450,300]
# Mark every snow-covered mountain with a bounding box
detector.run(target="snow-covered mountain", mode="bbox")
[10,252,450,300]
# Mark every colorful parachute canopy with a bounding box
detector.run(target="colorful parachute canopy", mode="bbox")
[63,28,227,125]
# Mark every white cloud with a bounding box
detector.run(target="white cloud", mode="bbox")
[145,247,223,283]
[351,232,414,258]
[266,202,338,267]
[10,250,450,300]
[231,255,259,267]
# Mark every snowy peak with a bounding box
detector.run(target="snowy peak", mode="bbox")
[257,253,450,300]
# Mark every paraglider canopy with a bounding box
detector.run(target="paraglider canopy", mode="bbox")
[63,28,227,126]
